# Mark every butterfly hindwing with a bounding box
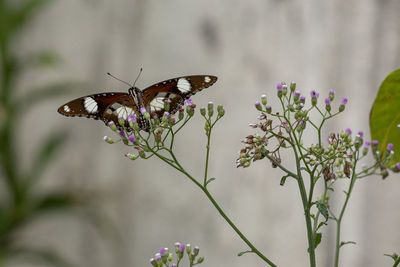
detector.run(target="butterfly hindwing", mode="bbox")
[143,75,217,116]
[57,92,138,128]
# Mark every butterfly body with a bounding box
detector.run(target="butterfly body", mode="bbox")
[58,75,217,131]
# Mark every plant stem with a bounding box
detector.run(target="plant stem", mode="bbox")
[334,157,358,267]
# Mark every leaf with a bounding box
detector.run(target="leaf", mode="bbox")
[237,250,252,257]
[316,201,329,221]
[205,177,216,185]
[316,221,327,231]
[280,175,288,186]
[370,69,400,166]
[340,241,356,247]
[314,232,322,249]
[29,132,68,184]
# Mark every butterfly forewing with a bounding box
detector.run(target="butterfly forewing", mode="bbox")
[58,74,217,131]
[142,75,217,116]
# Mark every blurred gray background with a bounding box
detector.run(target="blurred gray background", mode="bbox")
[11,0,400,266]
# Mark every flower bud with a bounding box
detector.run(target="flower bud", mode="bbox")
[290,82,296,92]
[125,153,138,160]
[255,101,262,111]
[282,84,288,96]
[129,135,136,143]
[266,105,272,113]
[186,244,191,254]
[178,108,184,120]
[118,115,125,127]
[310,90,319,106]
[339,97,348,112]
[207,101,214,117]
[217,105,225,117]
[293,90,300,103]
[108,121,117,131]
[197,257,204,263]
[329,89,335,101]
[103,136,114,144]
[193,246,199,256]
[277,83,283,98]
[325,97,331,111]
[261,94,267,105]
[128,114,136,128]
[200,107,206,116]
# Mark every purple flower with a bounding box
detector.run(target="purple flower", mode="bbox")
[387,143,394,151]
[341,97,348,105]
[129,135,136,143]
[276,83,283,90]
[127,114,136,123]
[329,89,335,95]
[372,140,378,146]
[159,247,168,257]
[255,101,262,111]
[310,90,319,98]
[119,130,126,138]
[140,106,146,114]
[325,98,331,105]
[364,141,371,148]
[163,111,170,117]
[186,98,193,106]
[300,95,306,103]
[357,131,364,138]
[179,244,185,253]
[396,163,400,170]
[345,128,352,135]
[154,253,161,261]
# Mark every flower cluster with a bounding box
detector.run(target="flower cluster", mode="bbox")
[237,82,399,179]
[149,242,204,267]
[103,98,225,160]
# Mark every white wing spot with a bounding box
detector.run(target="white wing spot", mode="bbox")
[177,78,191,93]
[63,105,71,112]
[116,106,134,119]
[204,76,211,83]
[84,97,98,113]
[150,97,166,112]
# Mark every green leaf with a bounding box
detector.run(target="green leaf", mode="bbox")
[316,201,329,221]
[29,132,68,184]
[314,232,322,249]
[205,177,216,185]
[316,221,327,231]
[280,175,288,186]
[340,241,356,247]
[237,250,252,257]
[370,69,400,166]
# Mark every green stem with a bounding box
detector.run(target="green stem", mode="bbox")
[393,256,400,267]
[143,139,277,266]
[203,119,212,186]
[334,156,358,267]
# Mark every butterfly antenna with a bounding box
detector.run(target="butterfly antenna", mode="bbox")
[107,72,133,87]
[133,68,143,87]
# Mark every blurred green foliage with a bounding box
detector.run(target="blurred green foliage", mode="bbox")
[370,68,400,166]
[0,0,83,266]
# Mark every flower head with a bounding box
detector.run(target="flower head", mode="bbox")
[387,143,394,151]
[186,98,193,106]
[140,106,147,114]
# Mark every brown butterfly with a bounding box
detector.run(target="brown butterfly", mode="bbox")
[57,75,217,131]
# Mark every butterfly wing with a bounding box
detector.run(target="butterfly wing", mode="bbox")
[57,92,139,129]
[142,75,217,116]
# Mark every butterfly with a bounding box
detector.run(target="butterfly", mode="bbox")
[57,75,217,131]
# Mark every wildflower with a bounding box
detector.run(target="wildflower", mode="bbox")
[129,135,136,143]
[310,90,319,106]
[277,83,283,98]
[290,82,296,92]
[282,84,288,96]
[387,143,394,151]
[329,89,335,101]
[186,98,193,106]
[299,95,306,104]
[293,90,300,103]
[339,97,348,112]
[140,106,147,114]
[325,97,331,111]
[266,105,272,113]
[200,107,206,116]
